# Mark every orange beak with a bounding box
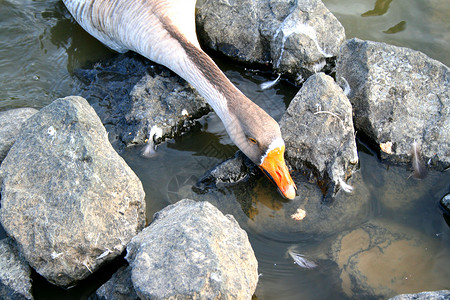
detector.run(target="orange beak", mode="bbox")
[259,146,297,199]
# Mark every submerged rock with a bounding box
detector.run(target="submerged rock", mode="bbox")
[196,0,345,82]
[126,199,258,300]
[280,73,358,196]
[0,96,146,287]
[195,151,259,192]
[195,158,371,236]
[74,53,210,151]
[0,108,38,163]
[330,219,450,299]
[0,238,32,300]
[389,290,450,300]
[336,38,450,170]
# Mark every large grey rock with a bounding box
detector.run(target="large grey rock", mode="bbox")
[196,0,345,82]
[280,73,358,196]
[336,38,450,170]
[0,238,32,300]
[330,219,450,299]
[74,53,210,151]
[390,290,450,300]
[126,199,258,300]
[0,108,38,162]
[0,96,146,287]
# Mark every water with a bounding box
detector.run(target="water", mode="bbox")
[0,0,449,299]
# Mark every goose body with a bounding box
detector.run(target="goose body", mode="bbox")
[63,0,296,199]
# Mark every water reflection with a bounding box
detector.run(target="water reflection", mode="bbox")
[384,20,407,34]
[361,0,393,17]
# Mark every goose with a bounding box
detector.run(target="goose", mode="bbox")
[62,0,297,199]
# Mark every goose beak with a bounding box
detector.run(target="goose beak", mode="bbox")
[259,146,297,199]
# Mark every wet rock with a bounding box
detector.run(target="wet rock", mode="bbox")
[90,265,138,300]
[336,38,450,170]
[0,238,32,300]
[196,0,345,82]
[330,219,450,299]
[0,96,146,287]
[195,151,258,192]
[73,53,210,151]
[280,73,358,196]
[126,199,258,299]
[389,290,450,300]
[0,108,38,162]
[440,193,450,214]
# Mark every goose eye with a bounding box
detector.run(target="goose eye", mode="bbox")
[248,137,257,145]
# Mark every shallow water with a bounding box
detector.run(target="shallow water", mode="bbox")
[0,0,449,299]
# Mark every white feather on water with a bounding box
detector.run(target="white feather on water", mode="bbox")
[287,247,317,269]
[339,177,353,193]
[260,74,281,90]
[411,140,428,179]
[142,125,163,158]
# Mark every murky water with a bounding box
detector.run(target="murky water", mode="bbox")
[0,0,449,299]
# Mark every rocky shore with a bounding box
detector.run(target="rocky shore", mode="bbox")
[0,0,448,299]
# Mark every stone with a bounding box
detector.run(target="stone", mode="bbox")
[390,290,450,300]
[126,199,258,299]
[0,238,33,300]
[196,0,345,82]
[0,108,38,162]
[330,219,450,299]
[73,53,210,151]
[440,193,450,214]
[279,73,358,196]
[336,38,450,170]
[195,151,258,192]
[89,265,138,300]
[0,96,146,287]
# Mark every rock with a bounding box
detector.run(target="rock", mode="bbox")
[195,151,258,192]
[0,96,146,287]
[73,53,210,151]
[196,0,345,82]
[389,290,450,300]
[126,199,258,299]
[0,238,33,300]
[0,108,38,163]
[330,219,450,299]
[279,73,358,196]
[90,265,139,300]
[336,38,450,170]
[440,193,450,214]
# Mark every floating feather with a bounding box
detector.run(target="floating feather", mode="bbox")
[142,125,163,158]
[260,74,281,90]
[411,141,427,179]
[287,247,317,269]
[339,177,353,193]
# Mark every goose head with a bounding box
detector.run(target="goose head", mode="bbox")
[225,95,297,199]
